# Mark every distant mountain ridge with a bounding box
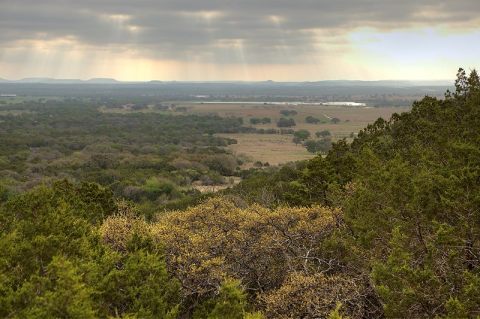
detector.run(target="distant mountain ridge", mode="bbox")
[86,78,119,84]
[1,77,119,84]
[301,80,453,87]
[17,78,84,84]
[0,77,453,87]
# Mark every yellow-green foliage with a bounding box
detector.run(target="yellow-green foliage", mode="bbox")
[328,303,349,319]
[152,197,344,305]
[100,201,152,253]
[261,273,361,319]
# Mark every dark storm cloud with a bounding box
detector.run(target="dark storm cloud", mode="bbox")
[1,0,479,63]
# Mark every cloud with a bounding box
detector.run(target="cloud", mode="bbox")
[1,0,479,65]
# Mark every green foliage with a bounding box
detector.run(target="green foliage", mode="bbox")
[0,182,11,203]
[444,298,468,319]
[328,303,348,319]
[96,250,180,318]
[231,68,480,317]
[0,100,244,210]
[2,68,480,318]
[249,117,271,125]
[193,279,249,319]
[280,110,297,117]
[305,115,322,124]
[226,164,304,206]
[0,182,180,318]
[316,130,331,137]
[293,129,311,140]
[18,256,97,319]
[371,227,444,317]
[277,118,296,127]
[304,138,332,153]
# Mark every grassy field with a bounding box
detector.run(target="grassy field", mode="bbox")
[183,103,408,165]
[182,103,409,138]
[101,102,409,166]
[217,133,314,166]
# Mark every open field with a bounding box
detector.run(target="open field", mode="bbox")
[179,102,410,138]
[101,102,409,166]
[183,103,408,165]
[217,133,315,166]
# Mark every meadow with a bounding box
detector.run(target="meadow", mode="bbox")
[179,102,410,165]
[102,102,409,165]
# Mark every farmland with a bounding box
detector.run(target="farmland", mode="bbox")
[101,101,409,165]
[217,133,313,166]
[174,102,410,165]
[184,102,408,134]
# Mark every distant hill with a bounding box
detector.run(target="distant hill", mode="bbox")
[0,77,120,84]
[17,78,84,84]
[302,80,453,87]
[0,77,453,87]
[86,78,119,84]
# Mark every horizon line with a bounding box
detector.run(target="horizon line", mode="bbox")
[0,77,454,84]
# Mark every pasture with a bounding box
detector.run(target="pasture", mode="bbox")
[183,102,409,165]
[101,101,409,166]
[181,102,409,137]
[217,133,314,166]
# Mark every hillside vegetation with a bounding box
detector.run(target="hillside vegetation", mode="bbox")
[0,69,479,318]
[0,101,246,214]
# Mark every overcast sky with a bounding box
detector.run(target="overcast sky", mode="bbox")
[1,0,479,81]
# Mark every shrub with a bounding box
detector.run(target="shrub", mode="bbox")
[316,130,331,138]
[277,118,296,128]
[305,116,321,124]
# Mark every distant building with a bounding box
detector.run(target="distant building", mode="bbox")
[0,94,17,97]
[321,102,366,107]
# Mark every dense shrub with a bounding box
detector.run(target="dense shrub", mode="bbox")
[277,118,296,127]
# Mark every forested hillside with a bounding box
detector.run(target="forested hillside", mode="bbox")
[1,69,479,318]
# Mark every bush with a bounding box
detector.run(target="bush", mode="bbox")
[304,139,332,153]
[305,116,321,124]
[293,130,311,141]
[280,110,297,117]
[153,198,344,303]
[330,117,341,124]
[280,129,295,135]
[261,273,367,319]
[277,118,296,128]
[316,130,331,138]
[250,117,271,125]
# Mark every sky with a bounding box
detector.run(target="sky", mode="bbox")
[0,0,479,81]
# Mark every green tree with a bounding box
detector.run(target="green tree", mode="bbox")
[316,130,331,138]
[193,279,249,319]
[96,250,180,319]
[277,118,296,127]
[19,256,96,319]
[331,117,341,124]
[305,116,321,124]
[293,130,311,141]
